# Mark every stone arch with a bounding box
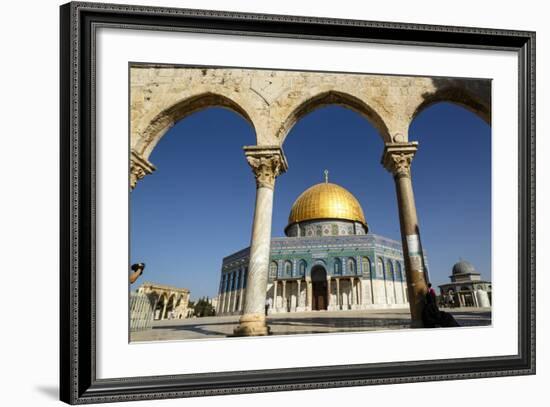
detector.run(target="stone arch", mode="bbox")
[135,92,257,160]
[361,256,372,278]
[311,258,327,268]
[139,291,157,314]
[276,90,391,143]
[175,294,183,307]
[386,259,395,281]
[269,261,278,279]
[396,261,404,281]
[284,260,293,277]
[298,259,307,276]
[153,293,168,319]
[411,79,491,126]
[347,257,357,275]
[377,257,384,278]
[333,258,343,275]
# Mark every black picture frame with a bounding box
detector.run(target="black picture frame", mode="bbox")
[60,1,535,404]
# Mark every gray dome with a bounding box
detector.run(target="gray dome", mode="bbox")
[452,260,476,275]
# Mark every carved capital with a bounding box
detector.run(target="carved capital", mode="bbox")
[130,150,156,190]
[244,146,288,189]
[381,142,418,179]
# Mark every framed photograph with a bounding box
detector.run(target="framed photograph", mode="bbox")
[60,1,535,404]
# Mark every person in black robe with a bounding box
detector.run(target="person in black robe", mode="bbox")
[421,285,460,328]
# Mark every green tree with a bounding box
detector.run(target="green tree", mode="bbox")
[193,297,215,317]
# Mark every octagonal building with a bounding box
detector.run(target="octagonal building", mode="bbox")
[216,176,422,315]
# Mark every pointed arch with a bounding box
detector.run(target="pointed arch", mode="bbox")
[334,258,342,275]
[347,257,357,275]
[277,90,391,143]
[411,79,491,125]
[136,92,257,160]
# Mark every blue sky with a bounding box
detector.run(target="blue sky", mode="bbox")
[131,101,491,300]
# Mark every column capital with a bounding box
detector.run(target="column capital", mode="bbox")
[130,149,156,190]
[381,142,418,179]
[244,145,288,189]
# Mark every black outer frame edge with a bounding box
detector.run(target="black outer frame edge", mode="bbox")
[517,33,536,373]
[60,2,73,404]
[74,1,533,49]
[79,0,95,402]
[60,1,536,404]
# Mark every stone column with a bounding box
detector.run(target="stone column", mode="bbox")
[358,279,365,309]
[350,278,355,307]
[273,280,278,312]
[217,277,224,314]
[224,278,230,313]
[282,281,287,312]
[234,146,288,336]
[229,274,235,313]
[152,297,160,320]
[297,280,302,306]
[223,286,229,314]
[326,278,332,309]
[473,290,479,307]
[238,287,244,312]
[161,300,168,320]
[307,280,313,311]
[336,278,341,310]
[382,142,428,327]
[233,271,241,313]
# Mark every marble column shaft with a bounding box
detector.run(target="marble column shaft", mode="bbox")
[327,278,332,307]
[307,281,313,310]
[234,146,287,336]
[336,278,341,308]
[238,287,244,312]
[273,281,278,309]
[282,281,287,312]
[382,142,428,326]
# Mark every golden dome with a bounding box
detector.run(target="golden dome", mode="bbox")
[287,182,367,227]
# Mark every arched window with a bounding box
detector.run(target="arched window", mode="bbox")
[377,258,384,278]
[361,257,371,278]
[269,261,278,278]
[334,258,342,275]
[387,260,394,281]
[396,262,403,281]
[284,260,293,276]
[299,260,307,276]
[347,258,356,274]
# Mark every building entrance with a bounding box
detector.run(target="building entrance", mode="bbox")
[311,266,328,311]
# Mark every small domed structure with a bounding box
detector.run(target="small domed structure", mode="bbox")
[439,259,492,308]
[452,260,477,275]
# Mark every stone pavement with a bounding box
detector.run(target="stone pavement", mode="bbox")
[130,308,491,342]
